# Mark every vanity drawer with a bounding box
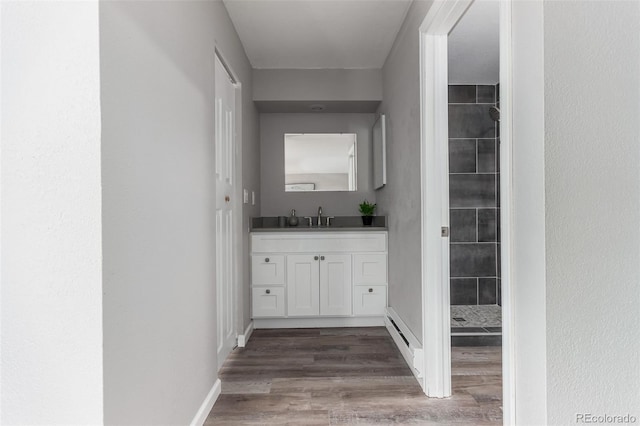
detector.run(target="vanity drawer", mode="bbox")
[252,287,286,317]
[353,285,387,316]
[353,254,388,285]
[251,232,387,253]
[251,255,285,286]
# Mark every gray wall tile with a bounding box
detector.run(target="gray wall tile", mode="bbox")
[451,243,497,277]
[477,139,496,173]
[450,209,477,242]
[448,85,476,103]
[449,139,476,173]
[448,104,496,138]
[450,174,496,208]
[450,278,478,305]
[477,85,496,103]
[478,208,498,242]
[479,278,497,304]
[447,84,500,306]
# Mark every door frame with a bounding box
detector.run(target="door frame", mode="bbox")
[214,47,244,364]
[418,0,515,420]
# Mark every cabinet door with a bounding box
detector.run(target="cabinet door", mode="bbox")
[319,254,352,316]
[287,255,320,316]
[251,255,285,285]
[353,254,387,285]
[252,287,285,317]
[353,285,387,316]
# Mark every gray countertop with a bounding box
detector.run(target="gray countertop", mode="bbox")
[251,226,387,232]
[250,215,387,232]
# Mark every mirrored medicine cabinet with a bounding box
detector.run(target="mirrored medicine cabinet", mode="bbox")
[284,133,357,192]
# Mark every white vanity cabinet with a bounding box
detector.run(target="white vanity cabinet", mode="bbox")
[250,232,388,325]
[352,254,388,316]
[286,254,320,316]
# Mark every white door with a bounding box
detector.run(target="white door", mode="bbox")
[319,254,352,316]
[215,56,236,371]
[287,255,320,316]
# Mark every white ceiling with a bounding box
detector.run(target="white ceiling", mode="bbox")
[222,0,412,69]
[448,0,500,85]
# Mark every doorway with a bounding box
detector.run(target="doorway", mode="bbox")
[419,0,513,421]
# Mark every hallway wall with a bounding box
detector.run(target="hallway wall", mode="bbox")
[1,2,104,423]
[511,1,640,423]
[100,1,259,424]
[376,0,435,343]
[543,1,640,423]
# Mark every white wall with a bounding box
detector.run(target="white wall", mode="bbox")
[376,0,434,342]
[510,1,547,423]
[511,1,640,423]
[543,1,640,423]
[100,1,258,423]
[260,113,376,217]
[1,1,104,423]
[254,69,382,102]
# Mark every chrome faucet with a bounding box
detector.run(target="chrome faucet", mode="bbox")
[317,206,323,227]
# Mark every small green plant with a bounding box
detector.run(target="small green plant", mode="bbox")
[358,200,377,216]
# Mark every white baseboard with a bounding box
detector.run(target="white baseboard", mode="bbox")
[190,379,221,426]
[253,316,384,329]
[237,321,254,347]
[385,307,424,383]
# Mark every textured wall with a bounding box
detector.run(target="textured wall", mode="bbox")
[544,1,640,423]
[1,1,104,423]
[100,1,258,423]
[260,113,376,217]
[376,0,434,343]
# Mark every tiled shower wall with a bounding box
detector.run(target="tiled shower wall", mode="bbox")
[448,85,501,305]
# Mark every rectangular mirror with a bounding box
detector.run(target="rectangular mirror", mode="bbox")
[284,133,357,192]
[373,114,386,190]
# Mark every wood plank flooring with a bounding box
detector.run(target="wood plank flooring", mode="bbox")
[206,327,501,425]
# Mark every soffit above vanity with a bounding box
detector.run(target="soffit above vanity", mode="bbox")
[253,68,382,113]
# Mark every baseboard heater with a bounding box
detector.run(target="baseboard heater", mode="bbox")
[384,307,424,380]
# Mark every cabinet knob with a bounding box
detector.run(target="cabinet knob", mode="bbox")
[320,256,325,261]
[265,257,270,262]
[266,289,271,294]
[368,288,373,293]
[314,256,319,261]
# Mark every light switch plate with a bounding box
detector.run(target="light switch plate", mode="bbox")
[251,191,256,205]
[243,189,249,204]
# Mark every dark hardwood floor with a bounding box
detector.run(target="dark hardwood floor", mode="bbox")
[206,327,502,425]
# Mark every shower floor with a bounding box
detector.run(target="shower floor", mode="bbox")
[451,305,502,334]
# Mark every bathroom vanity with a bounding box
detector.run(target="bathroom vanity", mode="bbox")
[250,223,388,328]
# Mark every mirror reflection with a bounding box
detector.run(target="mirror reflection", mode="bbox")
[284,133,357,192]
